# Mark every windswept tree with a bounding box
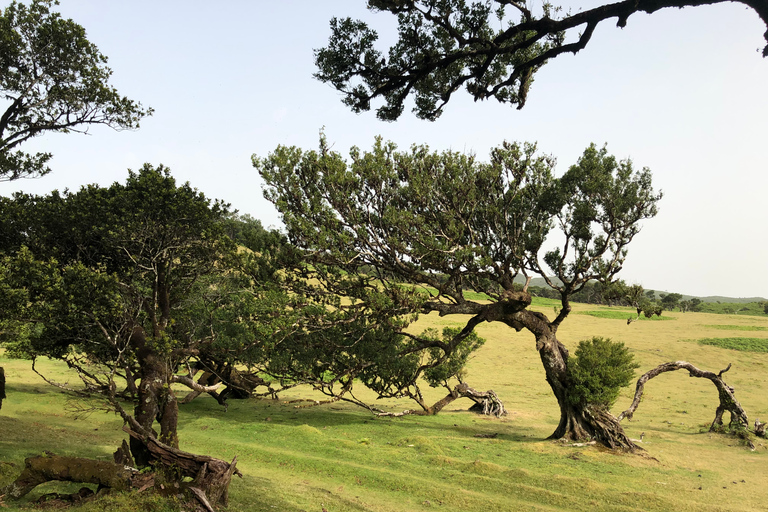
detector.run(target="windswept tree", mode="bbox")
[315,0,768,121]
[255,136,661,450]
[0,0,151,181]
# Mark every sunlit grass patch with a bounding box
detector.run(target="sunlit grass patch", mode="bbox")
[703,325,768,331]
[576,310,674,321]
[696,337,768,352]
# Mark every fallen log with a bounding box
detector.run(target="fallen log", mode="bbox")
[1,434,241,511]
[1,454,137,500]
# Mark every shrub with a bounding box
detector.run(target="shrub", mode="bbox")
[566,337,639,410]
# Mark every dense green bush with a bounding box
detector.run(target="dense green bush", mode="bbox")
[566,337,639,410]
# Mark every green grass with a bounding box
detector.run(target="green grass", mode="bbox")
[2,306,768,511]
[576,309,674,321]
[703,324,768,331]
[696,337,768,353]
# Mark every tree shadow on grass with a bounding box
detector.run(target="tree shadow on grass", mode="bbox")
[179,393,547,446]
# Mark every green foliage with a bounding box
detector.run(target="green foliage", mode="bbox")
[566,337,639,409]
[696,337,768,353]
[313,1,768,121]
[641,300,663,318]
[660,293,683,309]
[0,0,151,181]
[256,136,659,306]
[422,327,485,387]
[697,301,767,317]
[314,1,559,120]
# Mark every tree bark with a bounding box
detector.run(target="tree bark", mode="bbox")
[0,454,137,500]
[129,326,180,466]
[0,366,6,410]
[513,309,637,450]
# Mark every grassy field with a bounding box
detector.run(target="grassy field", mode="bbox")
[2,302,768,511]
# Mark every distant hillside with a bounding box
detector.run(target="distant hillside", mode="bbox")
[694,296,767,304]
[511,275,766,303]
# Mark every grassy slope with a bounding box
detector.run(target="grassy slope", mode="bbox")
[2,304,768,511]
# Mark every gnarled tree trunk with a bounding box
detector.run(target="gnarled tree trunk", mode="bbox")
[537,331,636,451]
[130,326,180,466]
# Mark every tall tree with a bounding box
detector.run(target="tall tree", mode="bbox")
[256,136,661,450]
[0,166,240,463]
[314,0,768,121]
[0,0,151,181]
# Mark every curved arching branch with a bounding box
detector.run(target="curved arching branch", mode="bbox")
[618,361,748,432]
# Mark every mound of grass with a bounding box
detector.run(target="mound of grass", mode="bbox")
[576,310,674,321]
[696,337,768,352]
[703,325,768,331]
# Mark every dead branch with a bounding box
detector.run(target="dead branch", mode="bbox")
[618,361,749,433]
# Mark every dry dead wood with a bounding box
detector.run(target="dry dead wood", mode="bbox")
[618,361,748,431]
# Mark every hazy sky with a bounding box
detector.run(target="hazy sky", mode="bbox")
[2,1,766,298]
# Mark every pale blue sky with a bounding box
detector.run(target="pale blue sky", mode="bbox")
[2,1,767,298]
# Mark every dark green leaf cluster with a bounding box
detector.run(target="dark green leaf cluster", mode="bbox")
[256,137,660,313]
[565,336,639,410]
[256,135,562,304]
[0,165,248,379]
[315,1,559,120]
[315,1,768,121]
[422,327,484,387]
[0,0,151,181]
[539,144,662,297]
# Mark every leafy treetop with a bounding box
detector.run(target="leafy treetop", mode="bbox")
[0,0,151,181]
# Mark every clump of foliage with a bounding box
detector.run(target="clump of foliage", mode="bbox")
[566,337,639,410]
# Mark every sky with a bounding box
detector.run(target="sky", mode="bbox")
[2,1,767,299]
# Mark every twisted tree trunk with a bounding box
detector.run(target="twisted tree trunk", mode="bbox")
[536,330,636,451]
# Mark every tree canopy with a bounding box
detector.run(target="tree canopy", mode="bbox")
[0,166,258,461]
[315,0,768,121]
[255,135,661,449]
[0,0,151,181]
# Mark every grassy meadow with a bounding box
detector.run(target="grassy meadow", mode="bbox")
[2,301,768,511]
